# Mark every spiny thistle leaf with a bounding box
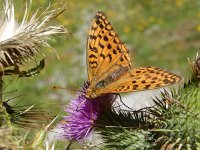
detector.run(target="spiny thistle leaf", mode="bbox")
[0,0,67,73]
[101,128,152,150]
[0,98,54,130]
[97,109,151,129]
[149,53,200,150]
[30,116,59,149]
[1,58,46,76]
[18,59,45,77]
[94,53,199,149]
[96,109,153,149]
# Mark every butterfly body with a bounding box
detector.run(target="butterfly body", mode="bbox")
[85,11,181,99]
[86,66,130,98]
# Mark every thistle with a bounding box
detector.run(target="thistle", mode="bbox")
[59,82,116,142]
[93,53,200,149]
[0,97,54,130]
[149,53,200,149]
[0,0,67,149]
[0,0,67,76]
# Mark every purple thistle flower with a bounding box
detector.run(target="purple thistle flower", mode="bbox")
[60,82,116,142]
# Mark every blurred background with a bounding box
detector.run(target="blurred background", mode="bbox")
[2,0,200,148]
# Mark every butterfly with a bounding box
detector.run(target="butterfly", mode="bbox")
[85,11,181,99]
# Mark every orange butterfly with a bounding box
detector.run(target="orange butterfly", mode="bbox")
[85,11,181,98]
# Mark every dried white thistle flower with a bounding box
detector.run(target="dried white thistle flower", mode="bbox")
[189,52,200,78]
[0,0,67,74]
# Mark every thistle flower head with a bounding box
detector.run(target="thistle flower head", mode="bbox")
[0,0,67,74]
[59,82,115,142]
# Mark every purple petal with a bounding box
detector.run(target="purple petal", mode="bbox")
[59,82,115,142]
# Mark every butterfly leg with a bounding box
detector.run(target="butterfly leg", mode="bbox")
[116,93,133,110]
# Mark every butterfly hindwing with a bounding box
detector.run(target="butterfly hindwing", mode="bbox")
[85,11,181,99]
[87,11,131,83]
[101,67,181,93]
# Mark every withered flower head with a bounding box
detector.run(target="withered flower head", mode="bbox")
[0,0,67,75]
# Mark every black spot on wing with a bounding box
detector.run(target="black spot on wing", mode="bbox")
[113,49,117,54]
[89,35,97,40]
[104,36,108,41]
[99,43,104,49]
[132,80,136,84]
[132,85,138,89]
[89,54,97,59]
[107,44,112,49]
[107,54,112,62]
[100,53,106,59]
[89,61,98,68]
[145,84,151,89]
[91,47,98,52]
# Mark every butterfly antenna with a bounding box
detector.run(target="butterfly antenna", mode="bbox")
[52,86,77,94]
[116,94,132,110]
[52,86,67,90]
[113,100,121,109]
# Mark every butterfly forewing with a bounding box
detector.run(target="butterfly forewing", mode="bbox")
[101,67,181,93]
[87,11,131,83]
[86,11,181,99]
